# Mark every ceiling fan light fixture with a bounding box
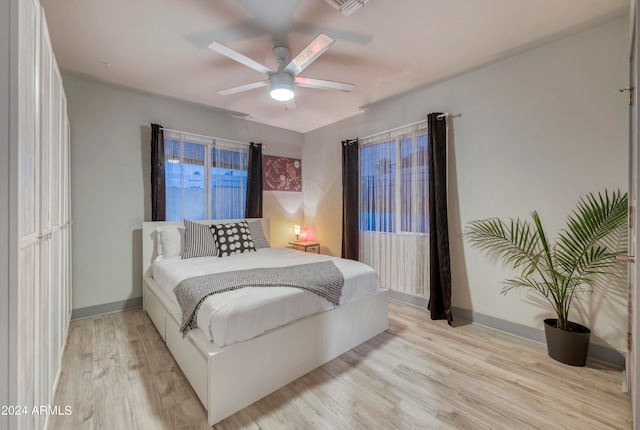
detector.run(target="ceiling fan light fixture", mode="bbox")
[271,87,294,101]
[269,73,295,101]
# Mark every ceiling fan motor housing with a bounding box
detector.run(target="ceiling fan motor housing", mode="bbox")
[269,72,295,101]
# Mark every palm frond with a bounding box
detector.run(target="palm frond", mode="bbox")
[502,277,548,296]
[464,217,542,274]
[556,190,627,279]
[502,277,561,311]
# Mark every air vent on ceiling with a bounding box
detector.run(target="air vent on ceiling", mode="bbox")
[324,0,370,16]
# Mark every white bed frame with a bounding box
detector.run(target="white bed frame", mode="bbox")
[141,219,389,426]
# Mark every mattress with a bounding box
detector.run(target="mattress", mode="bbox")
[152,247,380,346]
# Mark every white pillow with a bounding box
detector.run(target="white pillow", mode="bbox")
[155,225,185,261]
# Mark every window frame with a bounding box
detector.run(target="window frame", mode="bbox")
[163,131,249,221]
[359,129,429,235]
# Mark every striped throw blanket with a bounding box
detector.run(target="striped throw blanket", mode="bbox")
[174,261,345,335]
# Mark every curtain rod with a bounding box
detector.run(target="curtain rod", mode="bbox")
[162,127,265,148]
[359,118,428,141]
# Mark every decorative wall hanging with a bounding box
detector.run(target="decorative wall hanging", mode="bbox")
[262,155,302,192]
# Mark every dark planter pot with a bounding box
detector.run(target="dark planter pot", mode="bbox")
[543,319,591,367]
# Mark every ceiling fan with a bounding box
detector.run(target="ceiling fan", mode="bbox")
[208,34,354,102]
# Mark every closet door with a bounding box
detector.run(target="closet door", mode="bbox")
[50,62,65,382]
[16,0,41,428]
[38,9,53,423]
[63,116,72,324]
[11,2,70,429]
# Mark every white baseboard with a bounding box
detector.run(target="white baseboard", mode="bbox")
[70,297,143,320]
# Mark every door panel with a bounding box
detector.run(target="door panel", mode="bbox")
[629,1,639,428]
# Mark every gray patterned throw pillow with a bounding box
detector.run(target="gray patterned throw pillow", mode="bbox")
[247,219,270,249]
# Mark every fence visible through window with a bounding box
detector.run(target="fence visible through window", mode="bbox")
[164,131,249,221]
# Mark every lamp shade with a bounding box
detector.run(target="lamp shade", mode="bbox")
[293,224,301,236]
[270,73,295,101]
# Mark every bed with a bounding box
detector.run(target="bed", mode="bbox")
[141,218,389,426]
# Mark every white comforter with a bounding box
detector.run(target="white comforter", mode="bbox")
[152,247,380,346]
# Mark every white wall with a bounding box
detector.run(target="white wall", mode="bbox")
[303,18,629,352]
[64,74,303,310]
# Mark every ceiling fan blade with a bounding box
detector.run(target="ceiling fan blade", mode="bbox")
[208,41,273,75]
[283,34,334,76]
[218,80,268,96]
[294,76,354,92]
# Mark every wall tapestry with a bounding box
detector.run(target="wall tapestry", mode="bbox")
[262,155,302,192]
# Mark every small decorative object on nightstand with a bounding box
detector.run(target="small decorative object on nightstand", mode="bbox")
[289,241,320,254]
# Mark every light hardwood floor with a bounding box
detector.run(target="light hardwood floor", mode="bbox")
[49,300,632,429]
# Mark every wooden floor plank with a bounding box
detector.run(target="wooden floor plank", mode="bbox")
[49,299,633,429]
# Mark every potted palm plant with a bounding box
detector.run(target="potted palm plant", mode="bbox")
[464,190,628,366]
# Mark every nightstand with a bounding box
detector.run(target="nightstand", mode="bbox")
[289,241,320,254]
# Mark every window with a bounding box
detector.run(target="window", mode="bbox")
[400,133,429,233]
[164,130,249,221]
[359,129,428,234]
[360,140,396,232]
[358,121,430,298]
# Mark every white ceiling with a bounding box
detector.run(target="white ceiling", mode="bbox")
[40,0,629,133]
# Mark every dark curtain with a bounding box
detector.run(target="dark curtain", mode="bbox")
[341,139,359,260]
[245,142,263,218]
[427,113,453,324]
[151,123,166,221]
